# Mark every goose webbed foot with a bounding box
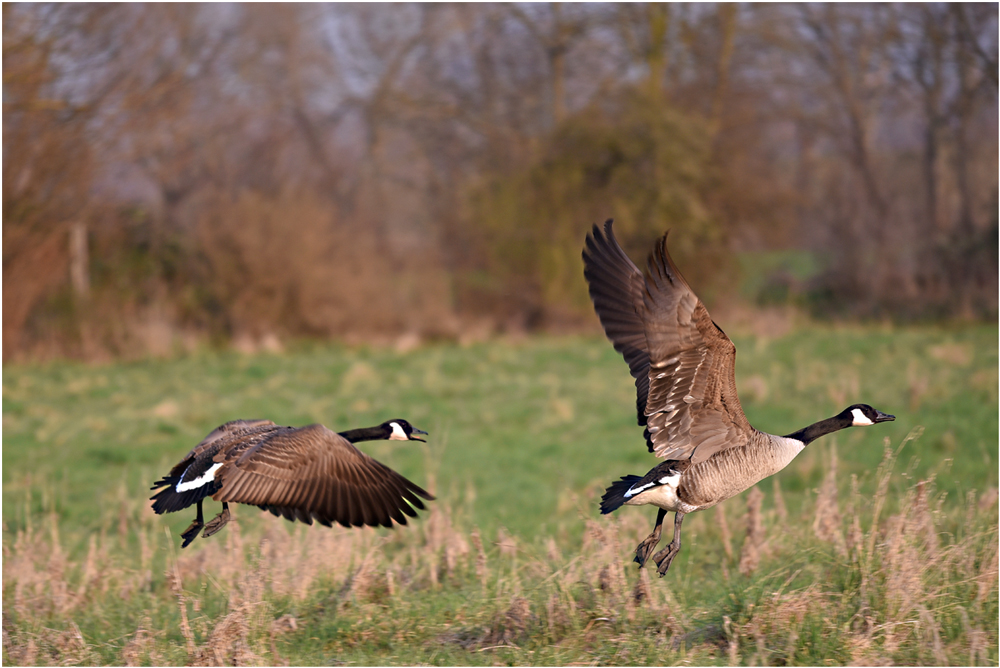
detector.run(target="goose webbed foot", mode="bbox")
[635,532,662,568]
[180,519,204,548]
[652,540,682,576]
[202,502,230,538]
[652,511,685,577]
[634,508,666,568]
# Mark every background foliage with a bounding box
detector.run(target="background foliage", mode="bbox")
[3,4,997,360]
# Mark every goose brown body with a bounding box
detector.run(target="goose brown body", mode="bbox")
[674,435,806,509]
[151,418,433,547]
[584,220,894,576]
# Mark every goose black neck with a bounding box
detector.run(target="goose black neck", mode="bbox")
[338,425,388,443]
[783,413,852,446]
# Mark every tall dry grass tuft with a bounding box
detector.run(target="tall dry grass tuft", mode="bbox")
[341,540,383,603]
[582,517,630,607]
[167,557,197,658]
[813,442,846,556]
[470,527,489,590]
[120,615,160,667]
[184,552,276,666]
[910,479,939,557]
[631,564,653,610]
[723,614,739,664]
[738,486,765,576]
[958,606,988,666]
[975,533,998,604]
[846,474,865,561]
[423,504,470,581]
[882,507,924,627]
[715,504,734,561]
[484,596,535,646]
[739,585,827,665]
[916,605,948,666]
[496,526,518,558]
[772,478,788,521]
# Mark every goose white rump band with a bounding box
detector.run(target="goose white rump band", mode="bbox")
[624,472,696,513]
[623,472,694,512]
[176,462,224,492]
[624,481,654,498]
[625,472,680,498]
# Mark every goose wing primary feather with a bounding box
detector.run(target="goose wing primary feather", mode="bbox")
[583,220,753,464]
[640,232,753,464]
[583,220,651,426]
[212,424,432,528]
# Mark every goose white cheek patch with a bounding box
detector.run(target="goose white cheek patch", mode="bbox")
[389,422,408,441]
[851,408,874,426]
[176,462,224,492]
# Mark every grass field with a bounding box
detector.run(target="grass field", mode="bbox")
[3,324,998,665]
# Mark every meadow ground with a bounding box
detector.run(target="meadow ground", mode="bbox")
[3,324,997,666]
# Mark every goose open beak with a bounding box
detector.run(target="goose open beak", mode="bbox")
[874,411,895,423]
[410,427,428,442]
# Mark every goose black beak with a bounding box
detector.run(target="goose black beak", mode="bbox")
[410,427,428,442]
[874,411,895,423]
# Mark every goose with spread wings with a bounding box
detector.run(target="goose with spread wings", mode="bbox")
[151,419,433,547]
[583,220,894,576]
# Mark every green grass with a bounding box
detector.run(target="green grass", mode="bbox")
[4,324,995,538]
[3,324,997,665]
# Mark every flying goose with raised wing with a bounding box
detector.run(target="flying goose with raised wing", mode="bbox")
[151,419,433,547]
[583,220,894,576]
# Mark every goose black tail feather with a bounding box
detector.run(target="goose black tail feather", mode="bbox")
[600,475,642,515]
[149,476,221,515]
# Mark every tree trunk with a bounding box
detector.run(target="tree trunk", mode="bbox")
[69,221,90,300]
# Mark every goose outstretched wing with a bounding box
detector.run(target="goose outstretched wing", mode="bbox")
[584,220,753,464]
[212,424,433,528]
[640,233,753,464]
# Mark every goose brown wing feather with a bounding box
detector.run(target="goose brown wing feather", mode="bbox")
[366,462,414,527]
[583,220,652,425]
[333,479,352,527]
[164,419,279,479]
[213,424,432,528]
[641,232,754,464]
[195,419,278,450]
[363,474,398,527]
[399,487,426,514]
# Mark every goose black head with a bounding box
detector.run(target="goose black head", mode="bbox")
[384,419,428,442]
[843,404,895,427]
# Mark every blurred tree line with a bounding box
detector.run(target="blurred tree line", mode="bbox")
[4,3,997,360]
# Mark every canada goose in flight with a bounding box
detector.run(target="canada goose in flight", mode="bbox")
[583,220,894,576]
[151,419,433,547]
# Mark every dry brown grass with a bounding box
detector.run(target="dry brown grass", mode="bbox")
[2,428,997,666]
[813,442,847,557]
[738,486,765,576]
